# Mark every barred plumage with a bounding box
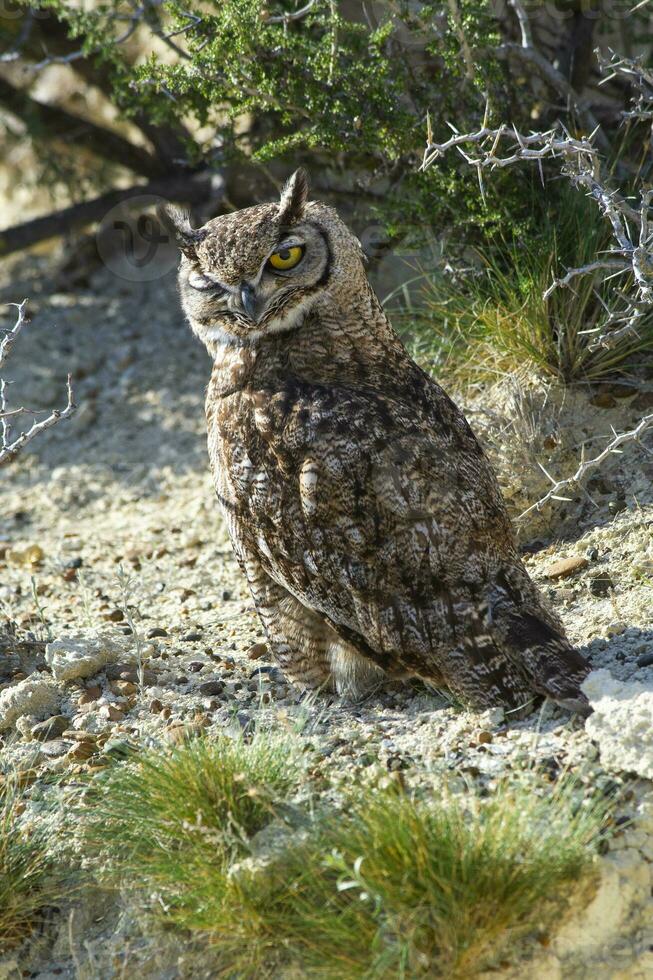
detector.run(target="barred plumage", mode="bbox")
[166,170,590,715]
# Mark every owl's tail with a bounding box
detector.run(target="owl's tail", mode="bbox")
[488,580,592,716]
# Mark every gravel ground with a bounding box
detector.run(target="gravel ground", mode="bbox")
[0,253,652,979]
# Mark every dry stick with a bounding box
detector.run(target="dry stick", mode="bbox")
[519,414,653,520]
[0,302,76,466]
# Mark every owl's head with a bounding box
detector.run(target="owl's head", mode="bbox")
[163,170,364,349]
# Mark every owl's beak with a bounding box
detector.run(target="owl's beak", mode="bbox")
[239,282,258,322]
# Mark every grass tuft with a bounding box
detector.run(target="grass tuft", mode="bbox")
[390,187,653,385]
[79,732,607,978]
[0,773,61,953]
[213,779,606,978]
[79,731,301,925]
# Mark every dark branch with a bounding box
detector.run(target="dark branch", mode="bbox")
[0,173,216,257]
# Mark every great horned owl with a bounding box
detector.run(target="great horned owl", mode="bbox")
[165,170,590,715]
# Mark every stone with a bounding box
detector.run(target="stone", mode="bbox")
[545,556,589,580]
[637,652,653,668]
[182,631,203,642]
[199,680,224,696]
[40,739,71,758]
[582,669,653,780]
[589,574,614,597]
[0,676,60,731]
[31,714,69,741]
[45,634,135,683]
[247,641,269,661]
[146,627,168,638]
[99,704,125,722]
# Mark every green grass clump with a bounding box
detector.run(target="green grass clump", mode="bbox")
[213,780,605,979]
[79,732,300,925]
[81,733,606,979]
[391,187,653,385]
[0,774,60,953]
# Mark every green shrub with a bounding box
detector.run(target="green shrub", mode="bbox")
[390,185,653,384]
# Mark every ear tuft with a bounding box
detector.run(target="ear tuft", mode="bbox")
[157,202,206,257]
[278,168,309,226]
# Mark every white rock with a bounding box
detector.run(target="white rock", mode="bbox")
[0,676,59,731]
[45,633,134,683]
[582,669,653,780]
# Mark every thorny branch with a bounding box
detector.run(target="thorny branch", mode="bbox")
[421,122,653,352]
[0,301,76,466]
[519,414,653,520]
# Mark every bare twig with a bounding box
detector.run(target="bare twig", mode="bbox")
[421,121,652,350]
[519,414,653,519]
[0,302,76,466]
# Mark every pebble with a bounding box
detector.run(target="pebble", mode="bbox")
[68,740,96,761]
[477,731,493,745]
[247,642,269,661]
[99,704,125,722]
[545,556,589,580]
[589,575,615,597]
[106,609,124,622]
[79,685,101,705]
[31,715,69,741]
[198,680,225,696]
[182,631,203,642]
[110,680,138,696]
[149,698,163,713]
[146,627,168,639]
[636,652,653,668]
[39,739,71,759]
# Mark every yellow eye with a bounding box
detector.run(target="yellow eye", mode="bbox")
[268,245,304,270]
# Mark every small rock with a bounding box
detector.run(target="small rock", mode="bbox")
[79,685,102,705]
[247,642,269,661]
[545,556,589,580]
[31,715,69,741]
[477,731,493,745]
[608,499,627,516]
[146,627,168,639]
[586,547,599,562]
[99,704,125,722]
[589,575,615,597]
[46,634,135,683]
[68,740,97,761]
[40,739,71,759]
[64,557,83,570]
[188,661,205,672]
[110,680,138,696]
[0,677,60,732]
[636,652,653,668]
[62,567,78,582]
[149,698,163,713]
[105,609,124,623]
[199,680,225,696]
[182,631,203,642]
[6,544,45,567]
[222,590,232,601]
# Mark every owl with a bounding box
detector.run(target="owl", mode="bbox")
[164,170,590,715]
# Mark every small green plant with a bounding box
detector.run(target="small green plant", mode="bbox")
[80,734,607,978]
[79,732,300,924]
[391,187,653,385]
[213,779,606,978]
[0,774,61,953]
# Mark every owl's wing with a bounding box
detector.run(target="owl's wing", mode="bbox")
[264,381,589,711]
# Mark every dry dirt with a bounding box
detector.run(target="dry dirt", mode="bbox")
[0,251,652,979]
